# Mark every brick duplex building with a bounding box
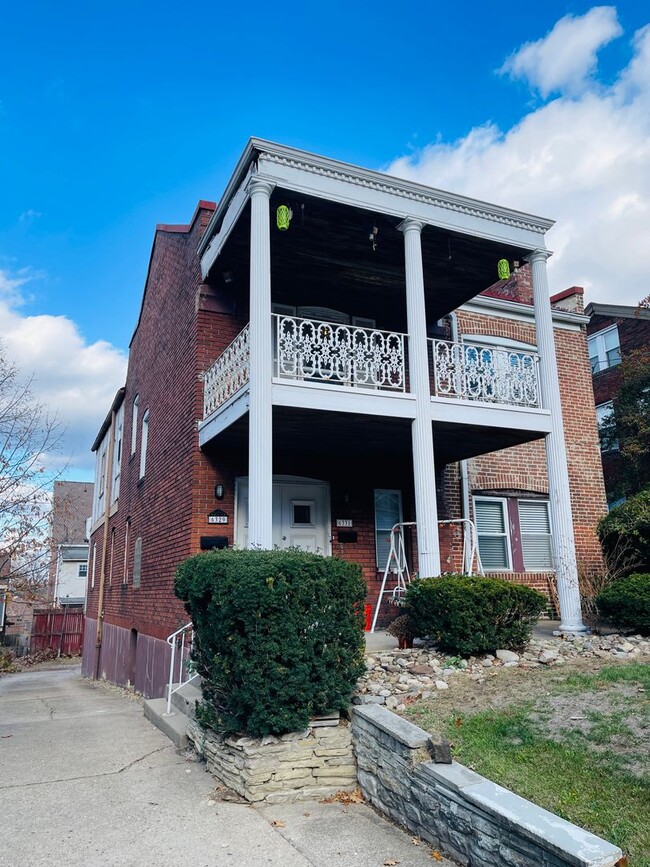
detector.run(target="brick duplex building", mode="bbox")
[586,302,650,505]
[82,140,606,698]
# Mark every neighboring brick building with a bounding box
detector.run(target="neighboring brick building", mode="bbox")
[82,140,607,697]
[586,302,650,505]
[47,480,94,605]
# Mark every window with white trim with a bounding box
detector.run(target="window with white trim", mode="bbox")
[518,500,553,570]
[130,395,139,455]
[139,410,149,479]
[78,563,88,578]
[474,497,511,570]
[374,489,402,570]
[588,326,621,373]
[474,496,554,572]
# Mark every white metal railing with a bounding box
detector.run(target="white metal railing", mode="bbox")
[166,622,199,715]
[370,518,483,633]
[203,324,250,417]
[274,314,407,391]
[431,339,540,407]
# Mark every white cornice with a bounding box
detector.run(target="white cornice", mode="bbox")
[259,145,554,235]
[198,138,555,258]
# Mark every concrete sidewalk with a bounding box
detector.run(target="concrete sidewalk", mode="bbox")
[0,666,453,866]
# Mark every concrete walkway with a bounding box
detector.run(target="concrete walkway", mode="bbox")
[0,666,453,866]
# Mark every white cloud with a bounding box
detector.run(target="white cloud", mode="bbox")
[19,209,42,222]
[0,270,127,476]
[500,6,623,97]
[386,17,650,308]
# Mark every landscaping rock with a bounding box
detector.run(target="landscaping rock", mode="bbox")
[496,649,519,663]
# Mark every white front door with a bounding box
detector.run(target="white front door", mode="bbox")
[236,477,331,554]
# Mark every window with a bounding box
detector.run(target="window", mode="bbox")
[133,537,142,589]
[518,501,553,570]
[474,498,511,570]
[130,395,139,455]
[112,404,124,502]
[374,489,402,570]
[474,496,554,572]
[123,519,130,583]
[78,563,88,578]
[292,502,314,526]
[91,543,97,588]
[139,410,149,479]
[109,528,115,584]
[596,401,618,451]
[588,326,621,373]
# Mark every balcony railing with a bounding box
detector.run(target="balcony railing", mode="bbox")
[274,314,407,391]
[203,324,250,417]
[431,339,540,407]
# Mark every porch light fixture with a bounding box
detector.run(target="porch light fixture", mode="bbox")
[497,259,511,280]
[276,205,292,231]
[214,484,225,500]
[369,225,379,251]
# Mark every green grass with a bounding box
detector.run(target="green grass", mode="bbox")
[406,663,650,866]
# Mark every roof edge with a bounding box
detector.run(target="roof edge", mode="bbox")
[91,387,125,452]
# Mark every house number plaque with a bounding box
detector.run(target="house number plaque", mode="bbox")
[208,509,229,525]
[336,519,353,528]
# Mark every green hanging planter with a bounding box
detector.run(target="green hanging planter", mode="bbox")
[276,205,292,231]
[497,259,511,280]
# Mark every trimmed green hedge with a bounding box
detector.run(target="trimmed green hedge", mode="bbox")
[596,573,650,635]
[406,574,547,656]
[174,549,366,737]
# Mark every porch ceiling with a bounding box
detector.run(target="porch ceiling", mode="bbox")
[208,191,532,329]
[201,406,546,467]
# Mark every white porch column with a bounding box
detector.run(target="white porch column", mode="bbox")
[401,217,441,577]
[247,177,275,549]
[528,249,586,632]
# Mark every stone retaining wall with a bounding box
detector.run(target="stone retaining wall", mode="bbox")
[187,713,357,804]
[352,704,623,867]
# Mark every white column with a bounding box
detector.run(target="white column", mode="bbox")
[401,218,441,577]
[247,177,275,549]
[528,249,586,632]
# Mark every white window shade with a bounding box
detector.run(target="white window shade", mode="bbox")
[474,498,510,570]
[519,501,553,570]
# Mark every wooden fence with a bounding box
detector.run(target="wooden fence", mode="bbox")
[30,609,84,656]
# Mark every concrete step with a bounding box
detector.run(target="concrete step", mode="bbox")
[143,698,189,749]
[170,680,202,719]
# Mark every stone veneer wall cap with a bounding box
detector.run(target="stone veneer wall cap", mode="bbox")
[416,760,485,793]
[351,704,430,749]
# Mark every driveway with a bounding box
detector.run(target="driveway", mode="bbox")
[0,666,453,866]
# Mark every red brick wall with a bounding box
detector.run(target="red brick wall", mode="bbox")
[88,205,219,642]
[449,308,607,596]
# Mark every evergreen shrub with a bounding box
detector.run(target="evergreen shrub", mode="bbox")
[596,573,650,634]
[405,574,547,656]
[596,489,650,576]
[174,548,366,737]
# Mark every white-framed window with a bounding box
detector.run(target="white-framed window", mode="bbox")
[596,401,618,451]
[588,326,621,374]
[474,497,511,570]
[91,543,97,589]
[474,496,554,572]
[109,528,115,585]
[374,489,402,570]
[130,395,139,456]
[518,500,553,570]
[111,403,124,502]
[123,519,130,584]
[78,563,88,578]
[139,410,149,479]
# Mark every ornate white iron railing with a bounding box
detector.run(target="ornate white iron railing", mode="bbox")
[274,314,406,391]
[431,339,540,407]
[203,324,250,417]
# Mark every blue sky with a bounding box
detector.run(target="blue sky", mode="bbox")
[1,2,648,478]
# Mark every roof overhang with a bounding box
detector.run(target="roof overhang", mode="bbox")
[198,138,555,280]
[91,387,125,452]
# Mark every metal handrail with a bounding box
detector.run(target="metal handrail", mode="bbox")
[165,621,198,715]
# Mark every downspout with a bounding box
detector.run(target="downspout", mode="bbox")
[94,408,116,680]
